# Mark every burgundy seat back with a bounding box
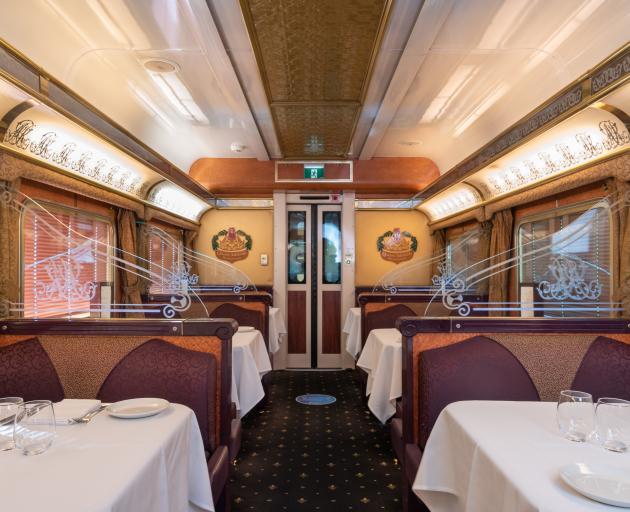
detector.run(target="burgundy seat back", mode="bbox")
[212,303,262,332]
[0,338,64,402]
[571,336,630,401]
[97,339,217,450]
[418,335,539,448]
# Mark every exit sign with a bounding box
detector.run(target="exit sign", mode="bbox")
[304,164,325,179]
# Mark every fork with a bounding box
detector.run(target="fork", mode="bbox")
[70,404,108,424]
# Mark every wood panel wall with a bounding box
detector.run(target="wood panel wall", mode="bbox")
[287,290,306,354]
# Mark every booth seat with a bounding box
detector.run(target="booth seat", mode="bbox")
[0,318,237,512]
[397,317,630,512]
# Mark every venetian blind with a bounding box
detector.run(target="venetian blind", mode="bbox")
[22,205,113,318]
[518,204,611,317]
[147,228,183,293]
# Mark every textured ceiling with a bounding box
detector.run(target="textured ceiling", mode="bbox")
[240,0,391,158]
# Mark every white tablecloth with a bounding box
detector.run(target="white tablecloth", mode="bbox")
[343,307,362,358]
[414,401,630,512]
[268,307,287,354]
[0,403,213,512]
[232,329,272,417]
[356,328,402,423]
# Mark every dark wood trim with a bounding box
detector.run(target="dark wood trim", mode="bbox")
[358,292,486,306]
[287,290,307,354]
[145,291,273,306]
[397,317,630,337]
[321,290,341,354]
[0,318,239,337]
[219,332,232,447]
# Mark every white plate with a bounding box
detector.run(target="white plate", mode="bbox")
[238,326,255,333]
[560,462,630,508]
[106,398,170,419]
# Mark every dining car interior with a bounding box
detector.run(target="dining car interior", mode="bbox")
[1,1,630,511]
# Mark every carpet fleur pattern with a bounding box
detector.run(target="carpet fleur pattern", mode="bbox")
[231,370,401,511]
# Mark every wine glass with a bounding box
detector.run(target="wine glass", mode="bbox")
[557,390,594,442]
[0,397,23,451]
[13,400,56,456]
[595,398,630,453]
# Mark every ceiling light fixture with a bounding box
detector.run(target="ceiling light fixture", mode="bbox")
[143,59,208,125]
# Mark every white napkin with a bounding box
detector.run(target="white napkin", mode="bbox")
[53,399,101,425]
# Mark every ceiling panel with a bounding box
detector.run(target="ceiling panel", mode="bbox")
[0,0,270,171]
[240,0,391,158]
[365,0,630,173]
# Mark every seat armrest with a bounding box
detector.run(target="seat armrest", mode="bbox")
[207,445,229,504]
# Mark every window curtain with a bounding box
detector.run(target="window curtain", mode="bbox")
[0,183,19,317]
[476,221,493,295]
[430,229,446,279]
[609,178,630,316]
[488,209,513,315]
[183,230,199,278]
[116,209,144,318]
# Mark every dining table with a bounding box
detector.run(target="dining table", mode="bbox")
[268,307,287,354]
[356,327,402,423]
[0,402,213,512]
[343,307,362,358]
[413,400,630,512]
[232,328,272,417]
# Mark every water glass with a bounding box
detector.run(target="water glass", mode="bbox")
[14,400,56,456]
[557,390,594,442]
[595,398,630,453]
[0,397,23,451]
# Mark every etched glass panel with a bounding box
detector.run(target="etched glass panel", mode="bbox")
[518,205,611,317]
[22,205,113,318]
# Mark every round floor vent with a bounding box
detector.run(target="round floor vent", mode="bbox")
[295,394,336,406]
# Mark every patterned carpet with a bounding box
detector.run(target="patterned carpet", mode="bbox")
[230,370,401,511]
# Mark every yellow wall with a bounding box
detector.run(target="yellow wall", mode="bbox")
[196,209,274,286]
[355,210,432,286]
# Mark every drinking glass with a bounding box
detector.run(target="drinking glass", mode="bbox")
[595,398,630,453]
[0,397,23,451]
[557,390,594,442]
[13,400,56,456]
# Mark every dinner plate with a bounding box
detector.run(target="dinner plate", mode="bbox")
[106,398,170,419]
[560,462,630,508]
[238,326,255,333]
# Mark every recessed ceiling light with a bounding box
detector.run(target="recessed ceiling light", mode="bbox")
[143,59,179,74]
[399,140,421,146]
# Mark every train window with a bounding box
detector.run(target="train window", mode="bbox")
[21,203,114,318]
[517,202,612,317]
[445,227,487,290]
[147,226,184,293]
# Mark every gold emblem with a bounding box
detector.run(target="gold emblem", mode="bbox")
[377,227,418,264]
[212,227,252,262]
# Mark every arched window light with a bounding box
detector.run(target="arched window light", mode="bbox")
[147,181,210,222]
[420,106,630,222]
[2,107,159,198]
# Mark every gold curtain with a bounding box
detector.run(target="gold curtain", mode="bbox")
[487,209,513,315]
[184,230,199,277]
[430,229,446,279]
[476,221,493,295]
[0,182,20,318]
[608,178,630,316]
[116,209,144,318]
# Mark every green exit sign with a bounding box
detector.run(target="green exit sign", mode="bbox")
[304,164,325,179]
